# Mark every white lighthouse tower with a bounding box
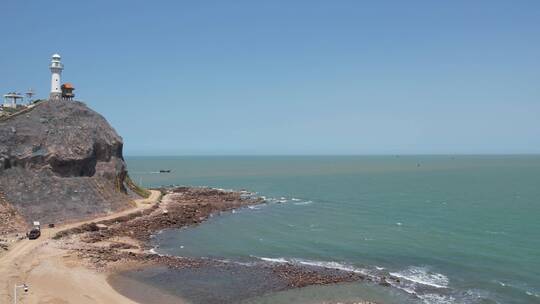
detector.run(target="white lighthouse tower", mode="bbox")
[49,53,63,100]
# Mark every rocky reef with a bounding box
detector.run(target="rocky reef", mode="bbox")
[55,187,367,302]
[0,100,132,228]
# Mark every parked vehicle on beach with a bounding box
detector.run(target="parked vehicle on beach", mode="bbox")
[27,228,41,240]
[27,221,41,240]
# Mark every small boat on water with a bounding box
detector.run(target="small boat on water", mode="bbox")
[159,170,171,173]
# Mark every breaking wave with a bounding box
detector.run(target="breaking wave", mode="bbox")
[263,196,315,207]
[418,293,455,304]
[258,257,289,263]
[494,280,540,299]
[254,258,462,304]
[254,256,368,274]
[390,266,449,289]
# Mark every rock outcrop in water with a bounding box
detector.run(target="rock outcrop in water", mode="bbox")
[0,100,132,228]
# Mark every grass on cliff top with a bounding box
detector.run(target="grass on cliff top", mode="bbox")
[125,175,151,198]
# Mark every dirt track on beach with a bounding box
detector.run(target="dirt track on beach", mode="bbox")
[0,190,161,304]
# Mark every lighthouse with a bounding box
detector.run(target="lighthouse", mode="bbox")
[49,54,63,100]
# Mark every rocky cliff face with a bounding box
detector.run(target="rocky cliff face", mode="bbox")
[0,100,132,228]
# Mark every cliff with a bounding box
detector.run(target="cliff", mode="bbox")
[0,100,133,230]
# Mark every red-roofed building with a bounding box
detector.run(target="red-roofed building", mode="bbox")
[61,83,75,100]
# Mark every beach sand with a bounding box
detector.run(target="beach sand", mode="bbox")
[10,244,138,304]
[0,190,161,304]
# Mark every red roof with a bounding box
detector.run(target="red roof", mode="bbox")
[62,83,75,89]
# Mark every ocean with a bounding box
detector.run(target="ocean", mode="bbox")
[121,155,540,304]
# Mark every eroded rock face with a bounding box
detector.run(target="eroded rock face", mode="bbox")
[0,191,27,234]
[0,100,131,226]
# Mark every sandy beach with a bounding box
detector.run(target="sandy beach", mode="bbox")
[0,190,161,304]
[4,244,138,304]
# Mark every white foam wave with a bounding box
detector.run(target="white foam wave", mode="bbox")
[418,293,455,304]
[296,260,366,274]
[258,257,289,263]
[253,258,461,303]
[399,286,417,295]
[294,200,313,206]
[233,261,259,266]
[390,266,449,289]
[264,197,284,204]
[255,257,367,274]
[217,258,258,267]
[213,187,236,193]
[492,280,539,298]
[148,247,166,257]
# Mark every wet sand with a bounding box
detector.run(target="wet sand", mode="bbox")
[108,268,188,304]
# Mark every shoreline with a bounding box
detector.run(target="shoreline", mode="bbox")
[107,269,190,304]
[1,186,389,304]
[64,186,397,303]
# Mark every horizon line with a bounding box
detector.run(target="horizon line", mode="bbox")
[124,153,540,157]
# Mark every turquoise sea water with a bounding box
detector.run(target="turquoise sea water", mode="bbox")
[126,156,540,304]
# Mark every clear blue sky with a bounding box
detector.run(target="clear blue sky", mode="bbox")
[1,1,539,155]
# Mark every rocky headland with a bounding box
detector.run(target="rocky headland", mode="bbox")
[0,100,132,231]
[0,100,386,303]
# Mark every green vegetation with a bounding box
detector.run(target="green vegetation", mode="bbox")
[125,174,151,198]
